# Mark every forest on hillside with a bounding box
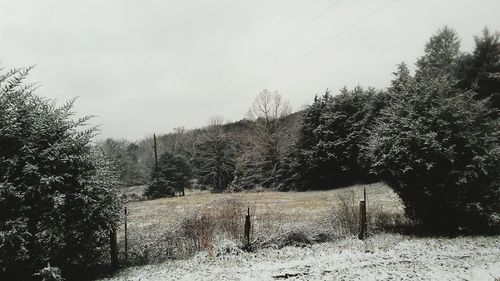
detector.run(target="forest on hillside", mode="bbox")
[106,27,499,195]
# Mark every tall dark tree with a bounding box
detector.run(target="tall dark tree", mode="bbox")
[144,152,191,199]
[365,29,500,233]
[390,62,414,93]
[456,28,500,111]
[97,139,150,187]
[0,67,122,279]
[295,87,389,189]
[415,26,461,81]
[292,92,330,190]
[193,117,235,192]
[124,142,149,185]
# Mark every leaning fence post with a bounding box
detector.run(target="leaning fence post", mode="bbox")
[110,228,119,270]
[244,207,251,250]
[124,207,128,264]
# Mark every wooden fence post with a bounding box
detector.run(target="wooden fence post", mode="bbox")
[244,207,251,250]
[110,228,119,270]
[124,207,128,264]
[364,186,368,235]
[358,200,367,240]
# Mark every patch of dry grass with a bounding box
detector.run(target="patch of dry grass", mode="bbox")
[119,182,405,264]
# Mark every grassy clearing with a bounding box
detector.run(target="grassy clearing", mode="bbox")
[119,182,404,264]
[125,182,402,228]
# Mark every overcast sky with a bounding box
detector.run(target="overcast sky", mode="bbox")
[1,0,499,140]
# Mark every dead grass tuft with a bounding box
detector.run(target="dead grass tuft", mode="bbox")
[180,211,216,257]
[211,195,245,240]
[178,195,248,257]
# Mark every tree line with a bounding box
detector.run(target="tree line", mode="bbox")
[137,26,500,233]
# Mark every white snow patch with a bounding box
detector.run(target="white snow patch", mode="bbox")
[99,234,500,281]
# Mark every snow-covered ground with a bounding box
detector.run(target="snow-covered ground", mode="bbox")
[100,234,500,281]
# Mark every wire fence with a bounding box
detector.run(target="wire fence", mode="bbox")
[110,194,393,268]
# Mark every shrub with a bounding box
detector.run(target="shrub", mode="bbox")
[34,264,64,281]
[260,230,312,249]
[179,196,245,256]
[180,212,216,256]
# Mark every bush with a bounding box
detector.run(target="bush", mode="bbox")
[0,67,122,279]
[180,212,216,256]
[179,196,245,256]
[366,73,500,233]
[34,264,64,281]
[260,230,312,249]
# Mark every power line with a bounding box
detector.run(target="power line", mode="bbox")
[224,0,399,105]
[242,0,344,72]
[213,0,344,92]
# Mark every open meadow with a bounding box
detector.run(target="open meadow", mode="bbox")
[124,183,401,234]
[102,183,500,281]
[119,183,403,262]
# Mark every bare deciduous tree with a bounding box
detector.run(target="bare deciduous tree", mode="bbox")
[233,90,294,189]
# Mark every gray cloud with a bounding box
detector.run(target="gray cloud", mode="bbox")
[1,0,499,140]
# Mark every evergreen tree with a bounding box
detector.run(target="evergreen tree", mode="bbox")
[97,139,149,186]
[193,117,235,193]
[456,28,500,111]
[366,32,500,233]
[415,26,461,81]
[389,62,414,93]
[0,67,122,279]
[293,92,330,190]
[295,88,388,189]
[144,152,191,199]
[124,142,149,185]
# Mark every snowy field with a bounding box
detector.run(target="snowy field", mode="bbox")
[101,184,499,280]
[117,183,404,263]
[100,233,500,281]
